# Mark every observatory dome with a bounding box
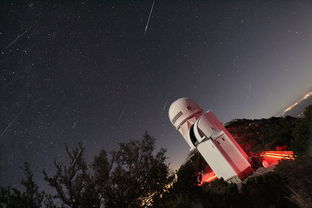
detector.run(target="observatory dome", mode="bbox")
[168,98,203,129]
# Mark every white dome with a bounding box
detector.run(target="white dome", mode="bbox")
[168,98,203,129]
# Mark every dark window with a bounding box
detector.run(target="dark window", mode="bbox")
[172,111,183,124]
[187,105,192,110]
[222,137,225,141]
[189,125,198,146]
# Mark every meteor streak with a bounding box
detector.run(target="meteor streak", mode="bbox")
[0,109,23,136]
[161,100,167,114]
[72,117,79,129]
[5,26,32,50]
[117,103,128,122]
[144,0,155,35]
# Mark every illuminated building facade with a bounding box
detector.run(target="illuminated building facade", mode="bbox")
[169,98,253,183]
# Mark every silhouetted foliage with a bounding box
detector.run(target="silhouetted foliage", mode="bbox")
[98,132,174,208]
[172,162,200,196]
[226,105,312,156]
[0,162,47,208]
[43,143,98,208]
[275,157,312,207]
[1,106,312,207]
[42,132,174,208]
[240,173,296,208]
[1,132,173,208]
[290,106,312,155]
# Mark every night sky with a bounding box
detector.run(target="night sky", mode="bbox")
[1,1,312,188]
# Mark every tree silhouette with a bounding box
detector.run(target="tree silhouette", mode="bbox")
[42,132,174,208]
[0,162,46,208]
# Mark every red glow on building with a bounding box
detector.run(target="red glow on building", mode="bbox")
[197,149,295,186]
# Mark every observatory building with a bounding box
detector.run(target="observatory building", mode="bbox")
[168,98,253,183]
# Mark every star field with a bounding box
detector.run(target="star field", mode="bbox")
[1,0,312,188]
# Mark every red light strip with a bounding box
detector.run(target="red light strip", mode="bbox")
[260,153,294,157]
[203,175,217,183]
[261,155,295,160]
[259,151,295,160]
[261,152,293,155]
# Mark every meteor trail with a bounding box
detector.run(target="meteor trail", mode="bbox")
[144,0,155,35]
[161,100,167,114]
[5,26,32,50]
[72,117,79,129]
[117,103,128,122]
[0,109,23,136]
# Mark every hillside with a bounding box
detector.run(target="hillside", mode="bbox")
[156,105,312,208]
[225,116,298,154]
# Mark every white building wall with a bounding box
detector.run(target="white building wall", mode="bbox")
[214,133,250,173]
[197,139,237,180]
[195,112,251,181]
[205,111,249,160]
